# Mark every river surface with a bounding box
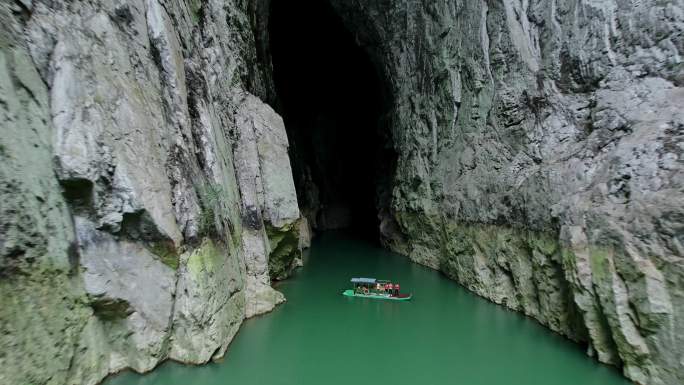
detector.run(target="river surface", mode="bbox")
[107,232,631,385]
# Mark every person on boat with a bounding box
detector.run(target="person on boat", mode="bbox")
[385,282,393,296]
[394,283,400,296]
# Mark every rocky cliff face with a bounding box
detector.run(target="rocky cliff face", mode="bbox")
[0,1,307,385]
[1,1,682,385]
[330,1,683,384]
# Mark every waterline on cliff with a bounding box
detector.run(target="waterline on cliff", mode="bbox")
[105,232,630,385]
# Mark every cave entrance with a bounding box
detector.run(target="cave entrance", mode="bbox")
[269,0,392,241]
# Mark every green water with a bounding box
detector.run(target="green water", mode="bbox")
[107,232,631,385]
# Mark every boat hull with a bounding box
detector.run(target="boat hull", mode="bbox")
[342,289,412,301]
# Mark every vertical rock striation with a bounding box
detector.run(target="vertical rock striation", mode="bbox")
[233,91,306,317]
[0,5,90,385]
[1,1,306,385]
[330,1,683,384]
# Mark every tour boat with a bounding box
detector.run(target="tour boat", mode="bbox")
[342,277,412,301]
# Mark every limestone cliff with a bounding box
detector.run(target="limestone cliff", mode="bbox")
[1,0,682,385]
[0,1,306,385]
[330,1,683,384]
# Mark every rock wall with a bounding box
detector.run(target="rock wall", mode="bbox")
[330,1,683,384]
[0,1,306,385]
[233,91,305,316]
[2,0,682,384]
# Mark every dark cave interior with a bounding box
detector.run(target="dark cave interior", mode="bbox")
[269,0,393,241]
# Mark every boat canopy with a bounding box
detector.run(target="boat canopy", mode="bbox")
[351,277,376,284]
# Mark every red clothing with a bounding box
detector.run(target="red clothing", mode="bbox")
[395,284,400,291]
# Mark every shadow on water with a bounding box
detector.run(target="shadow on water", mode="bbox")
[106,232,631,385]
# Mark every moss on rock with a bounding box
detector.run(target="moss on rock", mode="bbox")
[148,240,180,270]
[186,238,223,279]
[265,220,302,281]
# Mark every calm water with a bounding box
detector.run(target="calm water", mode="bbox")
[107,232,630,385]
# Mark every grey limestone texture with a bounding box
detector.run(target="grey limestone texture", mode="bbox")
[0,1,682,385]
[0,1,304,385]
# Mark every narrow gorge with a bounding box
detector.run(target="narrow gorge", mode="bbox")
[0,1,682,385]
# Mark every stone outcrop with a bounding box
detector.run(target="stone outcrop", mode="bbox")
[233,91,306,317]
[170,238,244,363]
[330,1,683,384]
[0,1,306,385]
